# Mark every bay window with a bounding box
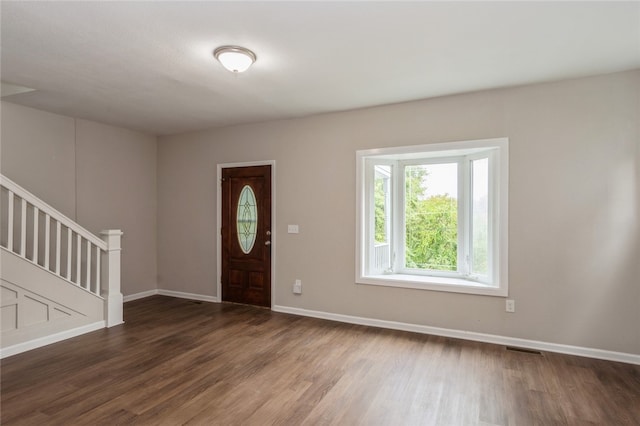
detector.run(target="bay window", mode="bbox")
[356,138,509,296]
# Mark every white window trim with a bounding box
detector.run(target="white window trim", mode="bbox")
[356,138,509,297]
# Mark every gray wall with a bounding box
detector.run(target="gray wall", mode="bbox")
[2,70,638,356]
[1,102,158,297]
[158,70,640,355]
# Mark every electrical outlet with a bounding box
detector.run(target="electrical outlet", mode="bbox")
[293,279,302,294]
[506,299,515,313]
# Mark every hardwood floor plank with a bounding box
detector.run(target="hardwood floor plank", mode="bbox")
[2,296,639,425]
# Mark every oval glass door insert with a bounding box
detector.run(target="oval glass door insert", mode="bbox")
[237,185,258,254]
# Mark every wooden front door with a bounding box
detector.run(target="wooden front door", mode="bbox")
[221,165,271,307]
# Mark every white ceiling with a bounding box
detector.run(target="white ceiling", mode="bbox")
[2,1,639,136]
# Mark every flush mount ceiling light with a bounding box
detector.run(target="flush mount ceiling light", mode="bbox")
[213,46,256,73]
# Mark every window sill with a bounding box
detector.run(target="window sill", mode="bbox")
[357,274,507,297]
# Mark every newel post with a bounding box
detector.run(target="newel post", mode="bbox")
[101,229,124,327]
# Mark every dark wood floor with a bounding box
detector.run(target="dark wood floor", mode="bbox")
[1,296,639,425]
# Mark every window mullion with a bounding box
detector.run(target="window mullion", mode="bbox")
[459,157,470,276]
[365,159,375,274]
[488,151,496,283]
[393,161,403,273]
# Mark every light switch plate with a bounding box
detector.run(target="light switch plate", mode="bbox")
[288,224,299,234]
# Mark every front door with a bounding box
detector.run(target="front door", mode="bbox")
[221,165,271,307]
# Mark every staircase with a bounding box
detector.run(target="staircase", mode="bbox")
[0,175,123,358]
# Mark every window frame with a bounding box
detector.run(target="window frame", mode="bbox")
[356,138,509,297]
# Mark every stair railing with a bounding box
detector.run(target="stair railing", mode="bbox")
[0,174,123,326]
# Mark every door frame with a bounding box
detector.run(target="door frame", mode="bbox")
[217,160,276,308]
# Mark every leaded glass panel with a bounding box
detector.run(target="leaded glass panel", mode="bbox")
[237,185,258,254]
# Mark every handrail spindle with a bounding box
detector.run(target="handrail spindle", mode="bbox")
[76,234,81,286]
[86,241,92,292]
[20,199,27,256]
[95,245,101,294]
[7,191,14,250]
[55,221,61,274]
[33,207,39,264]
[44,214,50,270]
[66,229,72,280]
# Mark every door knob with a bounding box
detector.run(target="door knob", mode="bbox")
[265,241,271,246]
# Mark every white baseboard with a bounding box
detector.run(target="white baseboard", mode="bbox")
[272,305,640,366]
[0,321,105,359]
[124,289,219,303]
[124,289,159,302]
[157,289,219,303]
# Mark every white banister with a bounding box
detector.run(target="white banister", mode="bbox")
[1,174,123,333]
[0,176,106,250]
[101,230,124,327]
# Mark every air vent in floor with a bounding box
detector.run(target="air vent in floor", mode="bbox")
[506,346,543,355]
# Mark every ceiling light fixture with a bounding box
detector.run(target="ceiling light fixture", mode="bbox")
[213,46,256,73]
